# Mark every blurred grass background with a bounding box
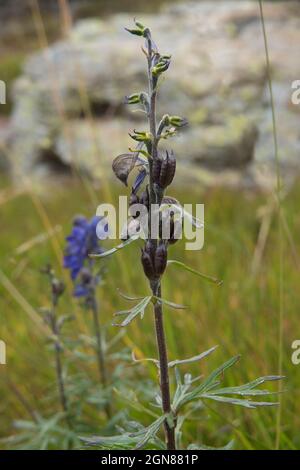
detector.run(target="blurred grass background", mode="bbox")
[0,0,299,450]
[0,174,299,449]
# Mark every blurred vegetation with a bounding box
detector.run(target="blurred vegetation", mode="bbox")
[0,0,182,115]
[0,174,299,449]
[0,0,298,451]
[0,55,23,115]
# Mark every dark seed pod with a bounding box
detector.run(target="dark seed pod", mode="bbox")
[141,247,156,280]
[73,214,86,226]
[51,278,65,298]
[158,151,176,189]
[152,156,162,185]
[145,239,156,258]
[80,267,93,285]
[154,241,168,276]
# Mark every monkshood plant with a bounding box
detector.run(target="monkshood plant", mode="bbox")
[64,215,112,418]
[5,266,81,450]
[87,21,283,450]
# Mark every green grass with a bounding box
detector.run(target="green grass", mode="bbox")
[0,175,299,449]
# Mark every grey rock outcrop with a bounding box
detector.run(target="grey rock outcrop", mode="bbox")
[7,1,300,189]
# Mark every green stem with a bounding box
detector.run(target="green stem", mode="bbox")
[91,294,111,419]
[50,300,71,428]
[258,0,283,450]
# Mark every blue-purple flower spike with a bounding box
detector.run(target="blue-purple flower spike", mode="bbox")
[64,215,107,295]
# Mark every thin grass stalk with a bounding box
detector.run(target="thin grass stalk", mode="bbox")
[50,294,71,429]
[90,293,112,419]
[258,0,283,450]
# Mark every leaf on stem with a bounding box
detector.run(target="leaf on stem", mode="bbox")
[153,296,187,310]
[168,345,218,368]
[90,235,139,258]
[131,350,159,367]
[167,260,223,286]
[82,416,166,450]
[173,355,283,412]
[188,440,234,451]
[116,289,145,301]
[113,296,152,327]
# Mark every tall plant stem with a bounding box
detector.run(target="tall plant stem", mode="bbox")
[91,294,111,419]
[258,0,283,450]
[146,34,176,450]
[54,336,69,417]
[50,304,70,428]
[152,283,176,450]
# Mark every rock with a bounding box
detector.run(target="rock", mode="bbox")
[6,1,300,189]
[0,118,10,173]
[167,115,258,169]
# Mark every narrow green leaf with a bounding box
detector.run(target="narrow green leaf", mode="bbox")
[133,415,166,450]
[116,289,145,301]
[90,236,139,258]
[177,356,241,409]
[201,394,279,409]
[188,440,234,450]
[168,346,218,368]
[113,296,152,327]
[153,296,187,310]
[167,260,223,286]
[131,350,159,367]
[209,375,284,397]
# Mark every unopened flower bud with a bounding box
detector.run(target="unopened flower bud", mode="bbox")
[125,20,149,38]
[135,20,145,29]
[125,28,144,37]
[129,130,152,143]
[125,93,141,105]
[169,116,188,128]
[152,55,171,76]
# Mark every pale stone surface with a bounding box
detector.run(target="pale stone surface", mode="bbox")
[6,1,300,189]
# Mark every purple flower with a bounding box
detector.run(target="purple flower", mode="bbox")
[73,283,89,298]
[132,168,147,193]
[64,215,107,284]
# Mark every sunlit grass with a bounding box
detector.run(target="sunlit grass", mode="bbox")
[0,176,299,449]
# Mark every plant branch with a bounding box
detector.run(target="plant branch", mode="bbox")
[50,297,70,428]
